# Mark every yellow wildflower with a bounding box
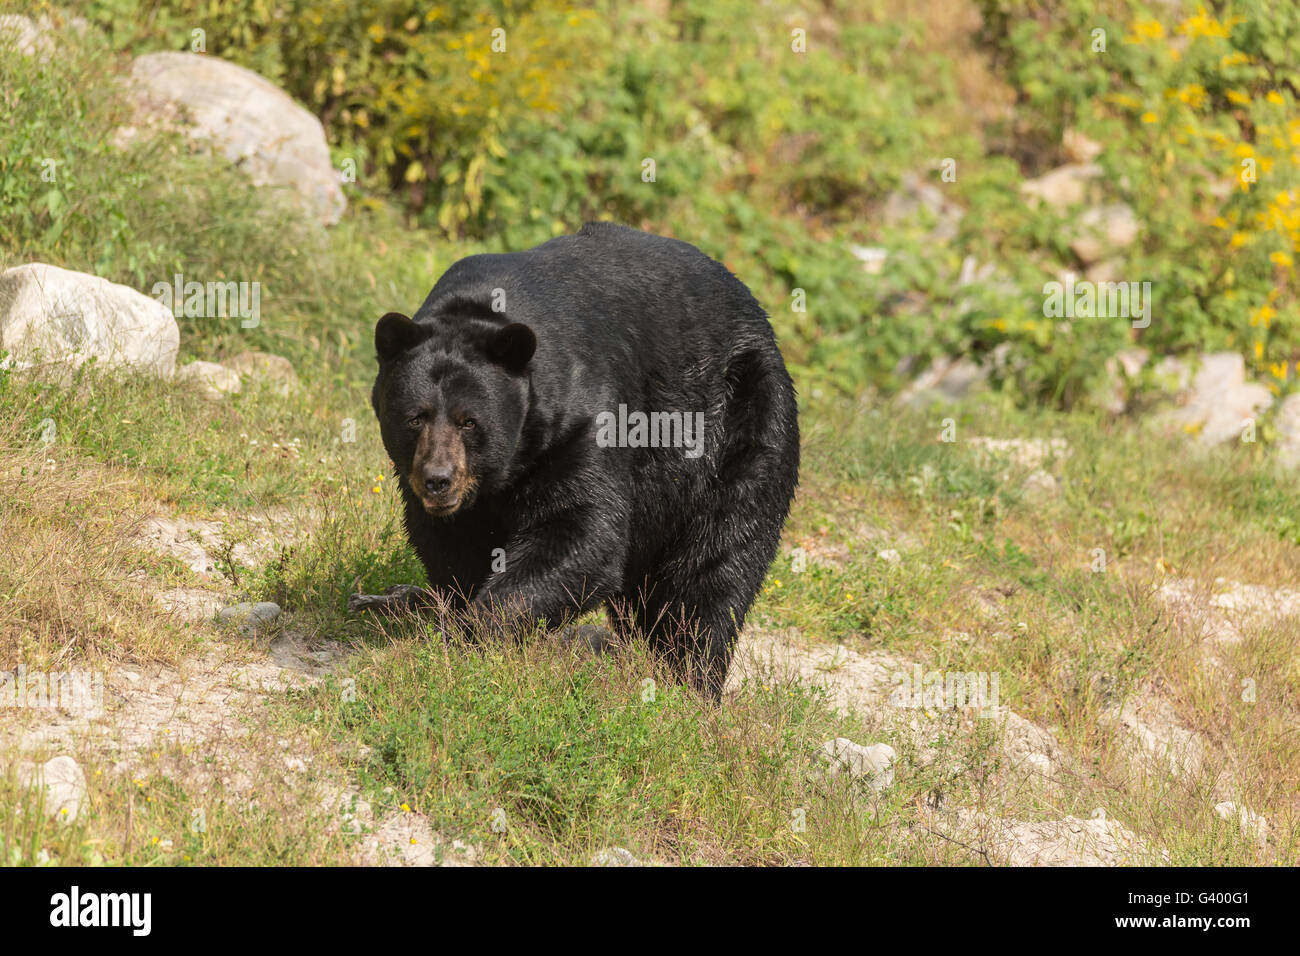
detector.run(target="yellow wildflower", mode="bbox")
[1129,19,1165,42]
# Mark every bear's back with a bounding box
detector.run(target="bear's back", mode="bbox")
[418,224,774,365]
[413,224,790,482]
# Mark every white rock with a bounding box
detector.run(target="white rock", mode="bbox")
[176,360,242,399]
[1021,163,1103,211]
[820,738,896,790]
[1273,393,1300,467]
[590,847,641,866]
[0,13,85,59]
[224,350,298,396]
[1099,348,1149,414]
[897,355,988,407]
[0,263,179,378]
[850,246,888,274]
[877,548,901,564]
[881,171,964,242]
[1214,801,1268,846]
[1169,352,1273,446]
[1025,753,1053,776]
[1070,203,1140,264]
[123,52,346,225]
[19,756,87,823]
[0,14,48,57]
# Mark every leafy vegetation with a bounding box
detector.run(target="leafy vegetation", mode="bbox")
[1,0,1298,866]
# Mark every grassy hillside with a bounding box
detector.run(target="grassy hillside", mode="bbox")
[1,1,1297,866]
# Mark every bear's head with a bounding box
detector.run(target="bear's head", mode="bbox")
[371,310,536,518]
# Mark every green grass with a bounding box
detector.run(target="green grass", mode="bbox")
[2,0,1299,867]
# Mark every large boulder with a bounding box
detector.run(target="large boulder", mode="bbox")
[122,52,345,226]
[1168,352,1273,446]
[0,263,179,378]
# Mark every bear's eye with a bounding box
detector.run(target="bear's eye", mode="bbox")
[407,414,424,429]
[459,418,477,431]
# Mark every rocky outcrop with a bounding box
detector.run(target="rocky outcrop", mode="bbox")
[0,263,179,378]
[121,52,345,225]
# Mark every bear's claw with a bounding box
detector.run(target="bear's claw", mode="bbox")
[347,584,427,614]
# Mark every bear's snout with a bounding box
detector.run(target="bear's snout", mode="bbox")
[424,468,453,495]
[409,420,475,516]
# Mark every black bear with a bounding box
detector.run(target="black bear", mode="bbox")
[350,222,799,699]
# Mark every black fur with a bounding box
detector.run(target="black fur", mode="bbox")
[362,222,799,699]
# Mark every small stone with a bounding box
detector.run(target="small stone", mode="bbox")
[877,548,901,564]
[1063,128,1103,163]
[1021,163,1103,211]
[819,738,896,791]
[19,755,87,823]
[223,351,298,397]
[897,354,988,408]
[1070,203,1140,264]
[1214,801,1268,846]
[590,847,640,867]
[218,601,281,631]
[176,360,242,400]
[851,245,889,274]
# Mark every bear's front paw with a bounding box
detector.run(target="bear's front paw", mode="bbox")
[347,591,388,613]
[348,584,432,615]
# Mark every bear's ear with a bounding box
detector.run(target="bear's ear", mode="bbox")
[375,312,431,361]
[486,322,536,374]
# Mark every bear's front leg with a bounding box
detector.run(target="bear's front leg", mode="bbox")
[464,501,627,637]
[347,583,444,616]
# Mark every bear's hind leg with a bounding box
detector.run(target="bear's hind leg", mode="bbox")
[630,552,765,702]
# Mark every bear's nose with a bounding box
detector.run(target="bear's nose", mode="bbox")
[424,469,453,495]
